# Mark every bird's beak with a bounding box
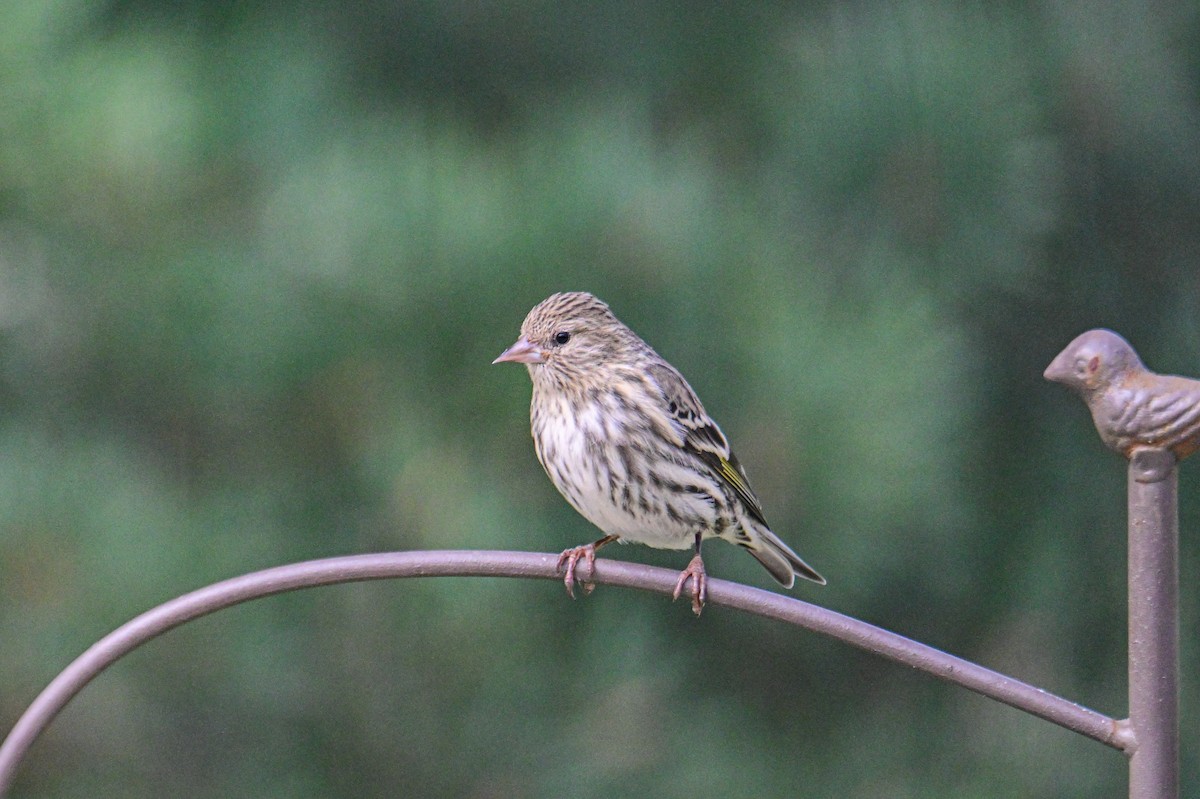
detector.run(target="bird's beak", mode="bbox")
[493,336,545,365]
[1043,350,1072,384]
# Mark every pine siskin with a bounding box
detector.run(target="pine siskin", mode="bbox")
[494,291,824,615]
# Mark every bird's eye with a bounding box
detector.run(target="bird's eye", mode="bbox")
[553,331,571,345]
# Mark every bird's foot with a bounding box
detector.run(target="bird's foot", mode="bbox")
[556,544,599,599]
[672,554,707,616]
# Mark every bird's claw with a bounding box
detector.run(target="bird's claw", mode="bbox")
[557,544,598,599]
[672,554,707,616]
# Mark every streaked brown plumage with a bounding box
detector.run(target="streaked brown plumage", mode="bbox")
[1044,328,1200,459]
[494,291,824,615]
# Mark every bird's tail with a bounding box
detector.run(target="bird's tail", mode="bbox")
[747,525,825,588]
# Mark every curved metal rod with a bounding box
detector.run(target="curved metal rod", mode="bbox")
[0,550,1129,795]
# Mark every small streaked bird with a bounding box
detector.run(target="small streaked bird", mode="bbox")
[1044,328,1200,460]
[493,291,824,614]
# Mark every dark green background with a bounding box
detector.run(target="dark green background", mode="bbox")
[1,1,1198,796]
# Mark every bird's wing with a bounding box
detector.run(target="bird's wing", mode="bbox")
[1108,377,1200,444]
[1142,379,1200,439]
[646,362,770,526]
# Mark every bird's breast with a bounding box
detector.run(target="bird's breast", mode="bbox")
[531,392,627,515]
[529,390,728,547]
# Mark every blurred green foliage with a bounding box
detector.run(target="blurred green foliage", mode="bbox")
[1,0,1198,796]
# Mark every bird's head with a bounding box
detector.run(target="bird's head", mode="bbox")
[493,292,641,389]
[1043,328,1144,393]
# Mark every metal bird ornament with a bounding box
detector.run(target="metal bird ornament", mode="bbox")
[1044,329,1200,460]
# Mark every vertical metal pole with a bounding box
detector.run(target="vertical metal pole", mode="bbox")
[1127,448,1179,799]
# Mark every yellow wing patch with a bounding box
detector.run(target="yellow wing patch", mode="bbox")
[718,457,750,495]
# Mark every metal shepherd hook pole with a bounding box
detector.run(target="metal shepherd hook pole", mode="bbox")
[1127,448,1179,799]
[1045,328,1187,799]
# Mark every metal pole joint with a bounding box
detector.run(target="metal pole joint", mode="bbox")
[1130,448,1175,484]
